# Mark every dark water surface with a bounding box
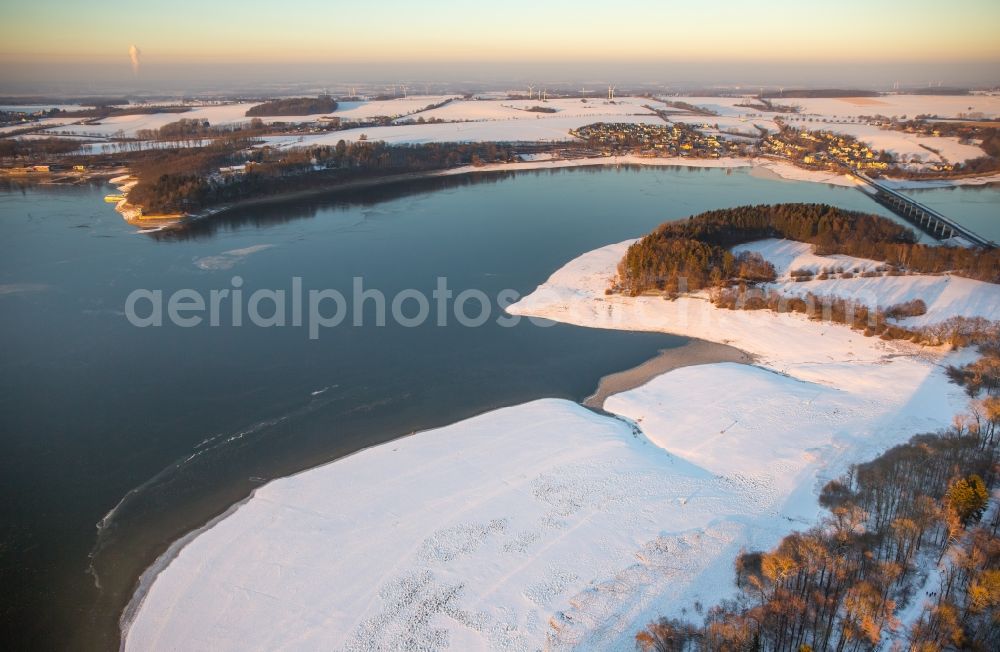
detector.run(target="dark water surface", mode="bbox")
[0,166,970,650]
[906,183,1000,244]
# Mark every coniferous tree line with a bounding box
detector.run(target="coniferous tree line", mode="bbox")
[0,137,84,159]
[135,117,269,141]
[127,140,519,213]
[616,204,1000,295]
[125,137,259,211]
[245,96,338,117]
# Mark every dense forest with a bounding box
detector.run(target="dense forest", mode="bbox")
[125,138,259,212]
[660,100,719,116]
[245,96,338,117]
[637,402,1000,652]
[0,137,83,159]
[127,140,518,213]
[615,204,1000,295]
[135,117,269,141]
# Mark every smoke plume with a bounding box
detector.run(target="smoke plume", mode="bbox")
[129,44,141,76]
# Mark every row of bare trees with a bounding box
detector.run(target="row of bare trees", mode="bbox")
[637,409,999,651]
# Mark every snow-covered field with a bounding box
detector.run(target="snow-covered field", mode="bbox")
[123,232,986,651]
[263,114,667,148]
[661,95,994,166]
[661,95,1000,121]
[406,96,660,124]
[791,95,1000,120]
[6,95,994,171]
[46,105,249,137]
[658,96,753,118]
[666,113,778,135]
[43,102,384,138]
[255,94,993,171]
[0,116,81,134]
[0,104,85,113]
[782,120,985,163]
[734,239,1000,328]
[333,96,459,120]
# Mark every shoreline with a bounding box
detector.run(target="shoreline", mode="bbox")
[117,225,1000,648]
[117,336,726,647]
[583,339,756,409]
[110,155,1000,228]
[116,492,254,652]
[109,156,829,228]
[110,154,1000,229]
[111,166,993,648]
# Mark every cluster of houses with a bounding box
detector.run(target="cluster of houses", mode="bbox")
[0,108,60,128]
[570,122,744,158]
[763,129,891,172]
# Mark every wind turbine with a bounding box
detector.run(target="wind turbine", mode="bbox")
[580,87,589,97]
[527,84,535,100]
[399,84,408,98]
[607,85,616,101]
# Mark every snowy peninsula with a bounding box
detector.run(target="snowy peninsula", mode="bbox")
[121,208,999,650]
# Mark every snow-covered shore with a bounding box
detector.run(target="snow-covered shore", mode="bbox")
[436,155,862,188]
[122,234,987,650]
[110,155,862,230]
[441,154,1000,190]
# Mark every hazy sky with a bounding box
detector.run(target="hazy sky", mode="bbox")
[2,0,998,91]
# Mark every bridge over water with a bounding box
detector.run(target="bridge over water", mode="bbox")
[852,172,994,248]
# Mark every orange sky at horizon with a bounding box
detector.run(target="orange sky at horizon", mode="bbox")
[2,0,999,67]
